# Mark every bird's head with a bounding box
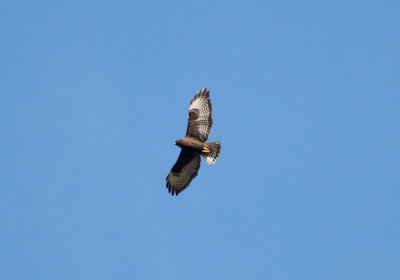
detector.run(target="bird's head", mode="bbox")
[174,139,183,148]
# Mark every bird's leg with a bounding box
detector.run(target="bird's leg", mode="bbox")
[202,146,210,153]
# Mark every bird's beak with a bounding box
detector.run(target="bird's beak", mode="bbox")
[174,142,176,145]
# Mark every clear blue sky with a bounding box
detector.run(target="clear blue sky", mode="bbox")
[1,1,399,279]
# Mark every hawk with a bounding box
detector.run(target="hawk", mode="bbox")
[166,88,221,196]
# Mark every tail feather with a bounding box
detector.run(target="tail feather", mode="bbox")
[202,141,221,166]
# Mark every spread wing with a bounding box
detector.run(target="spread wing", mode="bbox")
[185,88,213,142]
[166,150,201,196]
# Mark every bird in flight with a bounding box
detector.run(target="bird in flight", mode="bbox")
[166,88,221,196]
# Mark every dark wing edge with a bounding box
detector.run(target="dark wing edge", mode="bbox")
[185,88,213,142]
[166,150,201,196]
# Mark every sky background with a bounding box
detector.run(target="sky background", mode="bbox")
[1,0,399,279]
